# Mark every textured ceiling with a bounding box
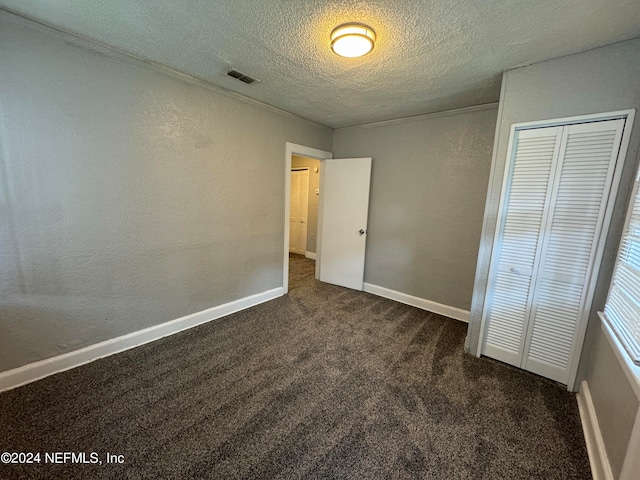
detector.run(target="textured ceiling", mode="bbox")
[1,1,640,128]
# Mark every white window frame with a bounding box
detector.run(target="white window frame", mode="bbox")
[599,109,640,394]
[602,175,640,365]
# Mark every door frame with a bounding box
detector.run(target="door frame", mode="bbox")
[284,142,332,293]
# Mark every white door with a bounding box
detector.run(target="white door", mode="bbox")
[482,127,563,367]
[289,169,309,254]
[481,117,628,385]
[317,157,372,290]
[522,120,625,382]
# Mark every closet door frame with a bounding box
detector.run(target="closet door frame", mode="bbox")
[478,109,636,391]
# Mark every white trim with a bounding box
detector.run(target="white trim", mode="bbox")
[599,313,640,400]
[284,143,332,293]
[305,252,317,260]
[335,102,499,131]
[566,113,635,391]
[469,72,509,356]
[363,283,470,323]
[0,287,284,393]
[577,380,614,480]
[512,109,634,131]
[620,407,640,480]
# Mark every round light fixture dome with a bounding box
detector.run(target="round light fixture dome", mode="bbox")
[330,23,376,58]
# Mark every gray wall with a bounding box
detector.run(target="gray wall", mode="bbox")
[333,106,498,311]
[466,37,640,473]
[582,320,639,478]
[291,156,321,254]
[467,37,640,356]
[0,12,332,372]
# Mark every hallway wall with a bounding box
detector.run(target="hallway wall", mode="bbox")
[292,156,321,255]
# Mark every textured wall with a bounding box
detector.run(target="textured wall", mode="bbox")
[333,106,498,311]
[1,1,639,127]
[583,321,639,478]
[0,12,331,371]
[467,38,640,357]
[465,37,640,473]
[291,156,321,254]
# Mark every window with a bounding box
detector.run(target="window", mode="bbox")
[602,164,640,366]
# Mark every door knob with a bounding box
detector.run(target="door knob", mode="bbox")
[359,229,366,236]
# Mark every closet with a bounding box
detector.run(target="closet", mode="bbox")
[480,112,634,386]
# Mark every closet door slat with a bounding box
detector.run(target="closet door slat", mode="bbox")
[483,128,561,365]
[481,115,629,386]
[523,119,625,384]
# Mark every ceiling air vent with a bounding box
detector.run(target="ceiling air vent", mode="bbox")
[226,69,258,85]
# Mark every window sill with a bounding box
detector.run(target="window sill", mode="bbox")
[598,311,640,401]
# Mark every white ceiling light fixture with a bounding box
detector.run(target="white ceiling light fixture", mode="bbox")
[330,23,376,58]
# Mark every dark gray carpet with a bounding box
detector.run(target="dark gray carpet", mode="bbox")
[0,254,591,479]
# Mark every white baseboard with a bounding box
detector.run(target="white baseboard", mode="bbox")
[305,252,316,260]
[363,283,470,323]
[0,287,284,393]
[577,380,614,480]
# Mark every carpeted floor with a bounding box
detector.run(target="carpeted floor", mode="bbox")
[0,254,591,479]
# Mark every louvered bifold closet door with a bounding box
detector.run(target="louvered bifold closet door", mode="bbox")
[522,119,625,384]
[482,127,562,366]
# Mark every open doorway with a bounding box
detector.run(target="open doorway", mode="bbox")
[290,168,309,255]
[290,161,320,257]
[288,162,318,293]
[284,143,332,293]
[284,143,373,294]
